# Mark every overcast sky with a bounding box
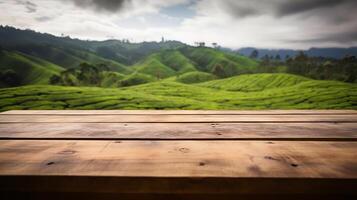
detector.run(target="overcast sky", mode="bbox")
[1,0,357,49]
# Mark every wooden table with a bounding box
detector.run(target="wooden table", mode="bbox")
[0,110,357,200]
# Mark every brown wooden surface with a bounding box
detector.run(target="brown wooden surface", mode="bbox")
[1,114,357,123]
[0,122,356,140]
[0,110,356,199]
[0,140,356,178]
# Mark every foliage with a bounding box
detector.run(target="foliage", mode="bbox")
[176,71,217,84]
[286,52,357,83]
[50,63,119,87]
[0,50,63,87]
[133,55,176,79]
[0,69,21,87]
[198,73,310,92]
[119,73,155,87]
[180,47,260,77]
[0,73,355,111]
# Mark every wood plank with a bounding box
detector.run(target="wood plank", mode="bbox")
[0,123,356,140]
[3,110,357,115]
[0,140,356,178]
[1,114,356,123]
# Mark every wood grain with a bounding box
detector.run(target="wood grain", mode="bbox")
[0,123,356,140]
[0,110,356,199]
[0,140,356,178]
[1,114,356,123]
[3,110,357,115]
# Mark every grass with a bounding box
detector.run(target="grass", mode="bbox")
[0,73,355,111]
[158,50,197,74]
[0,46,355,110]
[133,55,176,78]
[11,45,133,74]
[198,73,310,92]
[119,72,156,87]
[180,47,259,76]
[176,71,217,84]
[100,71,125,87]
[0,51,63,85]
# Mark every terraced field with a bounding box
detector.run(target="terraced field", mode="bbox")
[0,73,355,111]
[0,51,63,86]
[198,73,310,92]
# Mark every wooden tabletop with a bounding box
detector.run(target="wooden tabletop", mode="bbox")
[0,110,357,199]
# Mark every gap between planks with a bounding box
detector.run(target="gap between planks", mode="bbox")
[1,137,357,142]
[0,114,356,123]
[2,110,357,115]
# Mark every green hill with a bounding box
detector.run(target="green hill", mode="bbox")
[176,71,217,84]
[0,75,355,111]
[92,40,186,65]
[0,26,185,65]
[198,73,310,92]
[100,71,126,87]
[180,47,259,77]
[126,48,261,86]
[119,72,156,87]
[133,55,177,79]
[10,44,132,74]
[158,50,197,74]
[0,50,63,87]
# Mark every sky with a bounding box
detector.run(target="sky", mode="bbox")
[0,0,357,49]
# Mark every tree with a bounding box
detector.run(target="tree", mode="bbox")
[262,54,270,65]
[249,50,259,59]
[212,43,218,48]
[195,42,205,47]
[49,75,62,85]
[96,63,110,72]
[155,70,162,80]
[275,54,281,61]
[78,63,101,85]
[295,51,308,62]
[1,69,21,86]
[211,64,226,78]
[199,42,205,47]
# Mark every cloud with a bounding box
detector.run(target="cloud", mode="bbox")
[209,0,357,22]
[222,1,260,18]
[190,0,357,48]
[276,0,345,16]
[1,0,356,49]
[67,0,128,13]
[64,0,191,15]
[35,16,53,22]
[15,0,37,13]
[291,30,357,44]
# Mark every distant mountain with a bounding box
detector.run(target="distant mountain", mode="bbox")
[237,47,357,59]
[0,25,356,88]
[0,26,185,65]
[0,26,264,88]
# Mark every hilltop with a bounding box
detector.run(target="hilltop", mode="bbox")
[0,26,356,110]
[0,50,63,87]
